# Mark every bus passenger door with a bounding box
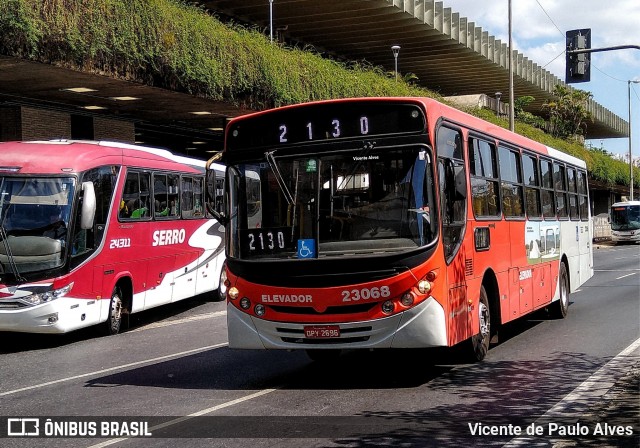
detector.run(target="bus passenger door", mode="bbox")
[436,125,470,345]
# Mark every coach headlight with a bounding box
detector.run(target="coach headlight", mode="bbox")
[20,283,74,306]
[240,297,251,310]
[254,304,266,317]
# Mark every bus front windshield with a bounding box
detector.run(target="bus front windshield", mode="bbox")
[611,205,640,231]
[227,146,437,260]
[0,177,75,275]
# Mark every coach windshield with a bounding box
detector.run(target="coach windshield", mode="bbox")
[0,177,75,276]
[227,145,437,260]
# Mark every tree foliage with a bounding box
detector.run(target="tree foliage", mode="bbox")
[0,0,636,188]
[542,85,593,139]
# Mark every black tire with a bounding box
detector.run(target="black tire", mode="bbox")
[103,286,123,335]
[212,262,227,302]
[306,349,341,363]
[468,286,491,362]
[549,262,569,319]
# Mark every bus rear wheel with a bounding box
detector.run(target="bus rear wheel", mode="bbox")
[103,286,123,336]
[549,263,569,319]
[468,286,490,362]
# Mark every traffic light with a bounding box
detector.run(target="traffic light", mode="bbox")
[565,29,591,83]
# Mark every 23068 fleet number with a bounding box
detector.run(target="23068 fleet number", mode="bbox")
[341,286,391,302]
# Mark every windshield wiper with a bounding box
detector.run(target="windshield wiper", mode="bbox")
[0,181,26,283]
[265,151,294,205]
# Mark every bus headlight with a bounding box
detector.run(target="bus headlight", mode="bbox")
[417,280,431,294]
[21,283,74,306]
[381,300,394,314]
[240,297,251,310]
[401,292,414,306]
[254,304,266,316]
[228,287,239,300]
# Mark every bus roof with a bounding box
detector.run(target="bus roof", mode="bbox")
[224,97,587,169]
[611,201,640,207]
[0,140,207,175]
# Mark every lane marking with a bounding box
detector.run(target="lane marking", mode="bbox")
[129,310,226,333]
[615,272,637,280]
[0,343,227,397]
[504,337,640,447]
[87,388,278,448]
[594,269,640,272]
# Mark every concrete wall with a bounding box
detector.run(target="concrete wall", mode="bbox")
[0,106,134,144]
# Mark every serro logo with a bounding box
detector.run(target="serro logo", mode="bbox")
[152,229,186,246]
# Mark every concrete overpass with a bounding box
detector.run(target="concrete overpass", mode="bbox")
[0,0,629,159]
[202,0,628,140]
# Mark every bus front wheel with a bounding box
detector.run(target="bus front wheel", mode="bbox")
[103,287,123,336]
[468,286,490,362]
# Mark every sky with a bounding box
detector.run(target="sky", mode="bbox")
[442,0,640,160]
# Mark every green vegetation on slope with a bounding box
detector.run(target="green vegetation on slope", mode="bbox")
[0,0,637,187]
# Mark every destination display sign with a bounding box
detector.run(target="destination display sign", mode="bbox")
[226,101,426,150]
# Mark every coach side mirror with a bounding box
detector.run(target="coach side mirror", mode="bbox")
[80,181,96,230]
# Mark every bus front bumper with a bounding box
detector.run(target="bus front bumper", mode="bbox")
[226,296,448,350]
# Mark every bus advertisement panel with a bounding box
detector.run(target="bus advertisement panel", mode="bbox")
[0,140,225,335]
[206,98,593,362]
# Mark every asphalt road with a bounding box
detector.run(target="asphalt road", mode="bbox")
[1,243,638,448]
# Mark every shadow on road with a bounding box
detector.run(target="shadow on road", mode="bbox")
[0,293,215,354]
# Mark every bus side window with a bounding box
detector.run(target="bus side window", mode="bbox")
[121,171,151,220]
[437,126,467,262]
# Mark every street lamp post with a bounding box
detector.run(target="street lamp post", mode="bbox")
[391,45,401,82]
[508,0,514,132]
[629,80,639,200]
[269,0,274,42]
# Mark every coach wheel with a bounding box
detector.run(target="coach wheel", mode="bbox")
[103,286,123,335]
[550,263,569,319]
[468,286,490,362]
[213,263,227,302]
[306,349,341,363]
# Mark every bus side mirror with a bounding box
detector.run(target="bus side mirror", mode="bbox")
[80,181,96,230]
[205,169,228,225]
[454,165,467,200]
[446,159,467,200]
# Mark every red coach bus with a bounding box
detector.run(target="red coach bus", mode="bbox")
[0,140,225,335]
[206,98,593,361]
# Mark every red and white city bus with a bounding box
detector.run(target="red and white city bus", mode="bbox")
[206,97,593,361]
[0,140,225,334]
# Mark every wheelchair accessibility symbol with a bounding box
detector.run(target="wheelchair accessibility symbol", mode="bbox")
[297,239,316,259]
